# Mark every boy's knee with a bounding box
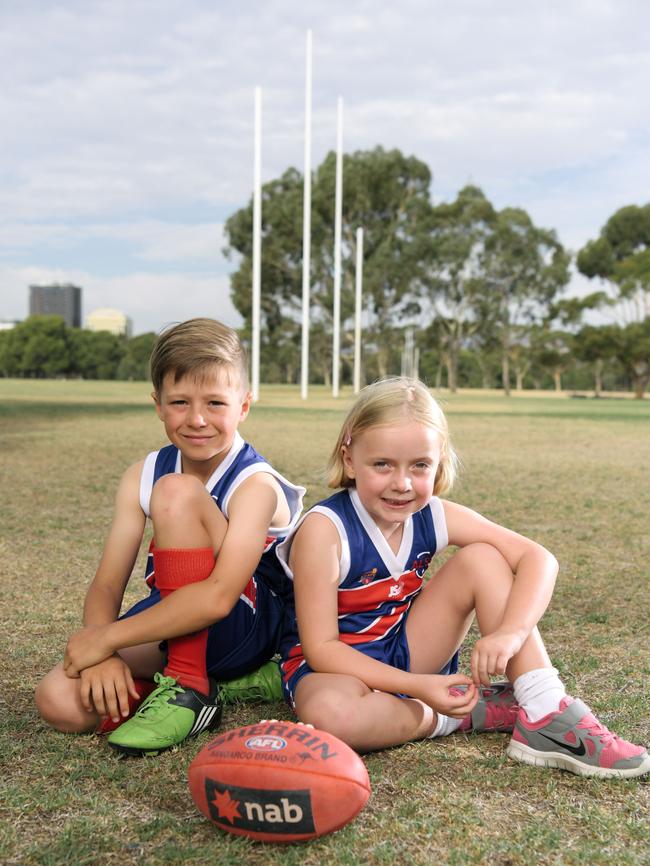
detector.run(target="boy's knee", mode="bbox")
[150,473,205,520]
[35,671,94,734]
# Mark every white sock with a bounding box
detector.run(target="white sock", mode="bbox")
[428,712,464,738]
[513,667,567,722]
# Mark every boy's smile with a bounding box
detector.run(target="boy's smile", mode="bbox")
[154,366,251,480]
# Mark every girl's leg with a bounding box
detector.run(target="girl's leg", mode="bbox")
[406,542,552,679]
[294,672,436,752]
[35,642,164,733]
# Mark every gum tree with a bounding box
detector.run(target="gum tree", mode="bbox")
[481,208,571,395]
[224,147,432,383]
[577,203,650,324]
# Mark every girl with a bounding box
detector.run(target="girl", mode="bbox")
[278,377,649,778]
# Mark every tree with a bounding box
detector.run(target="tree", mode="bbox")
[419,185,496,392]
[531,328,574,392]
[68,329,126,379]
[573,325,619,396]
[613,319,650,399]
[0,316,72,377]
[118,332,157,380]
[480,208,571,395]
[577,203,650,323]
[224,147,433,383]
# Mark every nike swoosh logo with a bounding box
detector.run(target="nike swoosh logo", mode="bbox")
[537,731,587,756]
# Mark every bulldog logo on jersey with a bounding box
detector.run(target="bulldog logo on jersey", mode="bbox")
[206,778,315,835]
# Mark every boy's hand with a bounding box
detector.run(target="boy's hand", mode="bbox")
[470,629,525,686]
[412,673,478,717]
[79,656,141,722]
[64,624,115,677]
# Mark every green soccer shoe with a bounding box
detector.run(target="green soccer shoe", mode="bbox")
[218,659,284,704]
[107,672,222,756]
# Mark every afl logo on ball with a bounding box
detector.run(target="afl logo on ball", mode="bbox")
[246,735,287,752]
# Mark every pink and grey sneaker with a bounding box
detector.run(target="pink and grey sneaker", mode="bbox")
[507,696,650,778]
[451,681,519,733]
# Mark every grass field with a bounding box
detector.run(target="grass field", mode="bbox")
[1,380,648,866]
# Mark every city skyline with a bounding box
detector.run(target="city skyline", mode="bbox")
[2,1,650,335]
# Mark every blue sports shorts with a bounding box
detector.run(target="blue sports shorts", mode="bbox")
[122,577,286,681]
[280,610,459,708]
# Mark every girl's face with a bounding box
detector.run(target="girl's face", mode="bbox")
[342,421,441,533]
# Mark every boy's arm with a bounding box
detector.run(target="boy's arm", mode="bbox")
[73,461,148,717]
[64,472,282,674]
[82,460,147,625]
[443,499,559,685]
[291,513,477,717]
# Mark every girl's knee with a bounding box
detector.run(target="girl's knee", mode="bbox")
[453,543,513,580]
[297,690,363,745]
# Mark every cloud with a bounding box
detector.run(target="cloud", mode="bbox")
[1,0,650,335]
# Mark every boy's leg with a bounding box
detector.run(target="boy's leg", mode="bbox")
[149,473,228,694]
[108,475,227,754]
[294,672,439,752]
[35,642,164,733]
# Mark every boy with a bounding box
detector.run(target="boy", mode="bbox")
[35,318,304,755]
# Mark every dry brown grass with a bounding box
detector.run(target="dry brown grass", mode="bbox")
[1,381,648,866]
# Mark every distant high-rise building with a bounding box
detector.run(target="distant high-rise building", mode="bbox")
[86,308,132,338]
[29,283,82,328]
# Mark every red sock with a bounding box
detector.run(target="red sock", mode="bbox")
[153,547,215,695]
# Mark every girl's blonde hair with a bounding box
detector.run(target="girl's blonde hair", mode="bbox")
[150,318,249,396]
[327,377,457,495]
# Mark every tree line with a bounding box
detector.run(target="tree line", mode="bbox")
[2,146,648,396]
[0,316,157,381]
[224,147,650,397]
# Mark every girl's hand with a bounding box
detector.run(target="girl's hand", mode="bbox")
[79,656,141,722]
[64,624,115,677]
[411,673,479,718]
[470,630,525,685]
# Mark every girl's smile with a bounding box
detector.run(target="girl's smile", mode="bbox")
[342,421,441,538]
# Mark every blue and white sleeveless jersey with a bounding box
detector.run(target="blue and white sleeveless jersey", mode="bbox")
[278,487,448,682]
[140,431,305,601]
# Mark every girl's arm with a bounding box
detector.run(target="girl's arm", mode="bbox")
[292,512,477,717]
[443,499,559,683]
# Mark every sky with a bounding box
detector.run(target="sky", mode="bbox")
[2,0,650,335]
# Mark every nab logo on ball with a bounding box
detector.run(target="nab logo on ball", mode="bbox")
[206,778,315,835]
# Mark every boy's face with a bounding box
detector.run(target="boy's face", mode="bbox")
[153,365,251,474]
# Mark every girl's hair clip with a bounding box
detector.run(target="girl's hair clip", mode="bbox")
[343,433,352,446]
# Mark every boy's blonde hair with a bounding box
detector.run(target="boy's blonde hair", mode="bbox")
[327,377,457,495]
[150,318,249,396]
